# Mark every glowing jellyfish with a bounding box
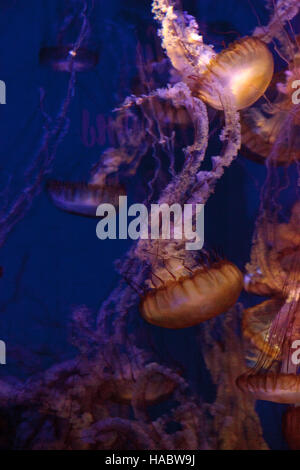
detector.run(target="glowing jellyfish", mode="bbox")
[39,0,98,73]
[237,372,300,403]
[195,37,274,111]
[140,258,243,329]
[152,1,274,111]
[244,202,300,298]
[240,12,300,165]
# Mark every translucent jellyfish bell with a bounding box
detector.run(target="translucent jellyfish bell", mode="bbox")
[195,37,274,110]
[242,299,283,358]
[237,296,300,404]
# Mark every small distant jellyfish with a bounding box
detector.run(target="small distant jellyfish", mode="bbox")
[47,145,131,217]
[39,46,99,72]
[244,201,300,298]
[47,180,125,217]
[241,66,300,165]
[242,298,284,359]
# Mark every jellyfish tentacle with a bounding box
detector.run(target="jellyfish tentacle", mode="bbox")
[152,0,216,78]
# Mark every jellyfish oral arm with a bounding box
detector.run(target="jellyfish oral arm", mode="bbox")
[152,0,215,77]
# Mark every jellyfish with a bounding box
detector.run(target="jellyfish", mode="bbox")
[238,202,300,405]
[140,257,243,329]
[244,201,300,298]
[194,37,274,111]
[47,180,126,217]
[104,0,278,330]
[241,59,300,165]
[236,4,300,419]
[152,0,274,111]
[46,119,142,217]
[240,3,300,165]
[39,1,98,72]
[242,298,284,359]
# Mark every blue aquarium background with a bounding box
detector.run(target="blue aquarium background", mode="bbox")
[0,0,294,450]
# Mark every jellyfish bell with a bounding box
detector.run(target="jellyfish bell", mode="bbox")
[47,180,125,217]
[193,37,274,111]
[242,299,284,358]
[140,258,243,329]
[39,46,99,72]
[236,372,300,404]
[102,366,176,405]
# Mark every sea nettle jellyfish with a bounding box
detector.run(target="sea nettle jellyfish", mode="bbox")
[195,37,274,111]
[241,5,300,164]
[47,180,126,217]
[121,84,243,330]
[244,201,300,297]
[140,256,243,329]
[152,0,274,111]
[39,0,98,72]
[117,0,267,330]
[237,264,300,404]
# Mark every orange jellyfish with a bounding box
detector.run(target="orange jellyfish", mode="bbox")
[152,1,274,111]
[39,46,99,72]
[195,37,274,111]
[241,28,300,164]
[242,298,284,358]
[140,255,243,329]
[237,284,300,404]
[244,201,300,298]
